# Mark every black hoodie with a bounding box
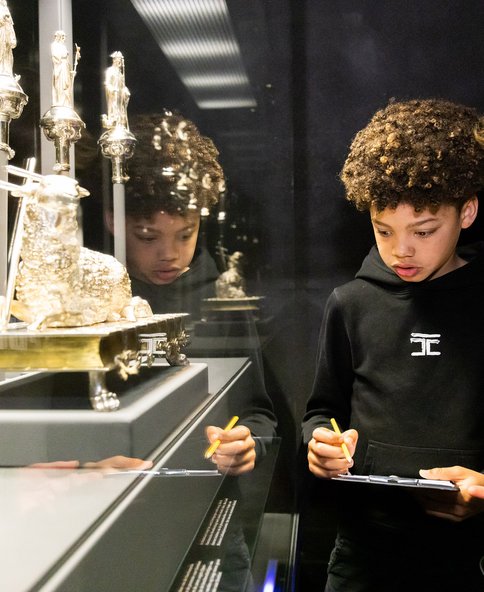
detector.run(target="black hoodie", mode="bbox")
[302,243,484,589]
[303,242,484,476]
[129,247,219,321]
[131,246,278,447]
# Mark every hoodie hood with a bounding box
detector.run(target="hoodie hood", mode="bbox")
[355,242,484,292]
[129,247,219,317]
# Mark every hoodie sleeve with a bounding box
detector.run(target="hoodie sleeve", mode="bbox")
[233,347,277,460]
[302,289,354,443]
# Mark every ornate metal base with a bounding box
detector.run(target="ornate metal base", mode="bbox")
[0,73,28,158]
[201,296,264,322]
[0,314,189,411]
[40,105,85,172]
[98,124,137,183]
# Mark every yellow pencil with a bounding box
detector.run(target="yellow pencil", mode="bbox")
[330,417,352,462]
[204,415,239,459]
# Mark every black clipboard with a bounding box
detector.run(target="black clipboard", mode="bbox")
[333,474,459,491]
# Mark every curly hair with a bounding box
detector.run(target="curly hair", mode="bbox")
[340,99,484,212]
[475,117,484,149]
[125,110,225,217]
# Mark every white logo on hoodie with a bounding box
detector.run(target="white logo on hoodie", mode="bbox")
[410,333,441,356]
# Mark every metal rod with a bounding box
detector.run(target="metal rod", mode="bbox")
[0,151,8,298]
[8,158,37,265]
[6,164,43,181]
[0,179,29,193]
[112,182,126,265]
[2,158,37,328]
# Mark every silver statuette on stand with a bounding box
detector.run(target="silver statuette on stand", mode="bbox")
[0,29,191,411]
[98,51,136,184]
[0,0,27,159]
[0,0,27,305]
[98,51,136,265]
[40,30,85,173]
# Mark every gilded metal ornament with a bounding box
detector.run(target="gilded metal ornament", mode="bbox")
[215,251,247,298]
[0,169,190,410]
[0,313,190,410]
[0,27,193,411]
[5,174,143,329]
[0,0,27,158]
[98,51,136,184]
[40,30,85,173]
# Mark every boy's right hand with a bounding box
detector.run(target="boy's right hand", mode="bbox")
[308,426,357,479]
[205,424,256,476]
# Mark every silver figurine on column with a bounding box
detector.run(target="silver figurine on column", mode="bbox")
[0,0,27,158]
[98,51,136,264]
[40,30,85,173]
[98,51,136,184]
[0,0,27,302]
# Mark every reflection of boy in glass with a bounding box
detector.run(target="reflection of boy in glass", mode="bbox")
[106,111,277,476]
[106,110,224,320]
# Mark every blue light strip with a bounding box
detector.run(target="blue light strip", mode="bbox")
[263,559,278,592]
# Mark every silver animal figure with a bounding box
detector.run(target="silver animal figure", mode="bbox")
[11,174,147,329]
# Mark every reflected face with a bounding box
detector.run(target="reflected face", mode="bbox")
[125,211,200,285]
[370,199,477,282]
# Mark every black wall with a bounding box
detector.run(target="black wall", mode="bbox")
[296,0,484,292]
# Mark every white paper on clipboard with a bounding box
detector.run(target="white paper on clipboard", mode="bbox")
[332,474,459,491]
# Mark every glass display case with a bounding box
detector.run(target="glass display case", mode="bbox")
[0,358,293,591]
[2,1,482,590]
[0,2,298,590]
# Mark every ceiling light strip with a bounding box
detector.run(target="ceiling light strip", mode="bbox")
[130,0,256,108]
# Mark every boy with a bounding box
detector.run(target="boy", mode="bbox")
[302,99,484,591]
[106,111,276,475]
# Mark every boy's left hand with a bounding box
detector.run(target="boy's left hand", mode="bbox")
[29,456,153,471]
[418,466,484,522]
[205,425,256,476]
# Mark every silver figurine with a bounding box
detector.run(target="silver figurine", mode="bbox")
[40,30,85,173]
[99,51,136,184]
[215,251,247,299]
[0,0,16,78]
[0,0,27,158]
